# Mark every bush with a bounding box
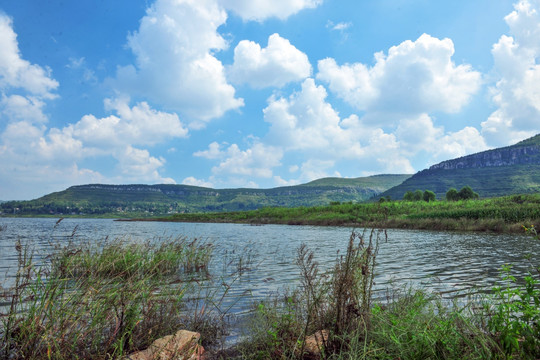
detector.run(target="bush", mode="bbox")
[423,190,436,202]
[458,186,479,200]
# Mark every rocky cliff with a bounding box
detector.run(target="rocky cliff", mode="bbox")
[379,133,540,199]
[430,142,540,170]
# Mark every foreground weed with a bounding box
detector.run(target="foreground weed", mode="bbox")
[0,236,217,359]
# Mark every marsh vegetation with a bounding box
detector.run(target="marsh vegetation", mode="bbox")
[1,223,540,359]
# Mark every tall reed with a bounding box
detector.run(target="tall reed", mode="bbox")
[0,236,214,359]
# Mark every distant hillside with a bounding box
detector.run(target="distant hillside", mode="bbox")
[380,134,540,200]
[0,174,410,216]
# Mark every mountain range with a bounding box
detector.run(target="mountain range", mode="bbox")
[1,133,539,216]
[0,175,410,216]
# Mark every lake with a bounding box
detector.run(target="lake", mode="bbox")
[1,218,538,341]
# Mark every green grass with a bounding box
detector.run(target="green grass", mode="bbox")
[159,193,540,233]
[0,236,215,359]
[231,226,540,359]
[233,229,509,360]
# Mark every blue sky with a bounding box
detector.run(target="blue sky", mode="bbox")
[1,0,540,200]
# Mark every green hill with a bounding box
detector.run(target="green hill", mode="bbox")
[380,134,540,200]
[0,174,410,217]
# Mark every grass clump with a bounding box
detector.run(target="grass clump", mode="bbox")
[0,236,214,359]
[237,229,507,360]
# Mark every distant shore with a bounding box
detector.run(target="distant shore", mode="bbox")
[120,193,540,234]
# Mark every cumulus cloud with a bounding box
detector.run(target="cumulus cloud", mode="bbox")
[481,0,540,146]
[211,143,283,178]
[115,145,174,183]
[67,98,188,148]
[263,78,366,159]
[1,95,47,123]
[317,34,481,120]
[0,120,103,199]
[218,0,322,21]
[0,98,186,198]
[228,33,312,88]
[182,176,214,188]
[114,0,243,124]
[193,78,418,188]
[194,141,223,159]
[0,14,58,99]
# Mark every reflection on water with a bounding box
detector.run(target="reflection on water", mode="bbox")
[0,218,537,306]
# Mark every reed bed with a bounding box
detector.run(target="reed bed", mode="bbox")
[0,236,215,359]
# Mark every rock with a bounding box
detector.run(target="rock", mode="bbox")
[303,330,329,359]
[125,330,205,360]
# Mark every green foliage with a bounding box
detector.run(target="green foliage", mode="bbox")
[241,230,502,360]
[423,190,436,202]
[413,190,423,201]
[488,265,540,358]
[403,191,414,201]
[241,229,383,358]
[382,163,540,200]
[458,185,479,200]
[446,187,459,201]
[485,225,540,358]
[168,193,540,233]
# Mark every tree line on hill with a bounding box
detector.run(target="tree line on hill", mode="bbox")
[402,186,479,202]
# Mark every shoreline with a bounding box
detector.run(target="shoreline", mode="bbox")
[115,216,534,234]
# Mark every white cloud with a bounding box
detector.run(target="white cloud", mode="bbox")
[0,98,187,198]
[433,127,489,162]
[115,145,175,184]
[228,33,312,88]
[317,34,481,120]
[219,0,322,21]
[194,141,223,159]
[0,120,103,199]
[273,175,299,186]
[114,0,243,124]
[326,21,352,31]
[1,95,47,123]
[0,14,58,99]
[212,142,283,178]
[263,78,365,158]
[182,176,214,188]
[68,97,188,148]
[297,159,337,182]
[481,0,540,146]
[394,114,489,165]
[332,22,351,31]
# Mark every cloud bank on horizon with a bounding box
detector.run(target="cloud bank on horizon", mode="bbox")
[0,0,539,200]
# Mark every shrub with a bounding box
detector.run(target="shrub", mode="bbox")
[446,188,459,201]
[423,190,436,202]
[458,186,479,200]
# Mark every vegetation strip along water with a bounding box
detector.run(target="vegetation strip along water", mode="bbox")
[128,193,540,234]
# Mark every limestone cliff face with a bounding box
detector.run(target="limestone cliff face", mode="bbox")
[429,144,540,171]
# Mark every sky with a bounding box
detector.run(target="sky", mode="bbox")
[1,0,540,200]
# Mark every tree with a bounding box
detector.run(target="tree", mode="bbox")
[458,186,479,200]
[423,190,436,202]
[403,191,414,201]
[446,188,459,201]
[413,190,423,201]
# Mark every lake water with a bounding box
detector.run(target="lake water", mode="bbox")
[1,218,538,342]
